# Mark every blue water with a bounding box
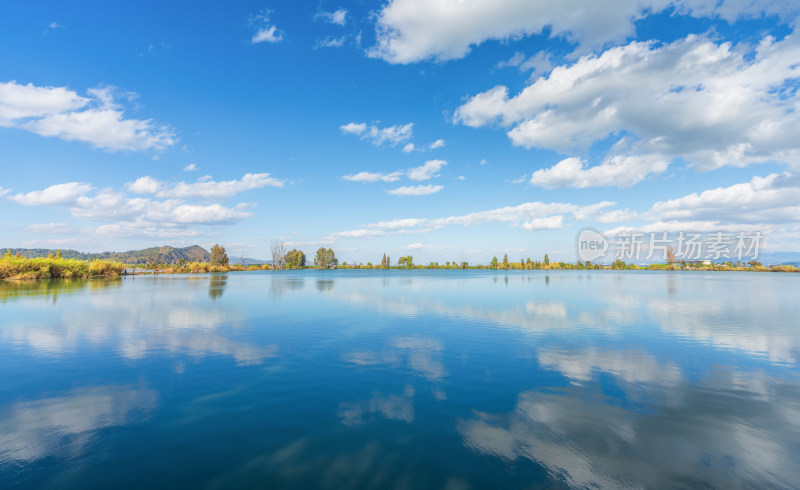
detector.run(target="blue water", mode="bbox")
[1,270,798,489]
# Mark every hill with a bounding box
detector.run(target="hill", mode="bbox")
[3,245,211,265]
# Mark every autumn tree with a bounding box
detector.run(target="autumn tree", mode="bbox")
[210,244,229,266]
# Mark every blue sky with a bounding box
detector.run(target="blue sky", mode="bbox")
[1,1,799,264]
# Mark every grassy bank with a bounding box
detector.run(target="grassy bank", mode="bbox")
[0,253,126,280]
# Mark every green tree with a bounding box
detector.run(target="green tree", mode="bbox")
[490,256,499,269]
[210,244,229,266]
[544,254,550,265]
[314,247,338,269]
[502,254,509,269]
[398,256,414,268]
[284,249,306,269]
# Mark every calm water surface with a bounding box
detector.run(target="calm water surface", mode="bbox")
[1,270,798,489]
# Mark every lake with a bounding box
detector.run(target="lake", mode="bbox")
[1,270,798,489]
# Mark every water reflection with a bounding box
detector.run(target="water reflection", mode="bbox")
[0,384,158,463]
[1,276,276,365]
[1,271,798,488]
[457,367,800,488]
[538,347,682,387]
[343,336,446,382]
[269,276,305,297]
[0,277,121,304]
[338,386,415,425]
[208,274,227,300]
[328,272,800,365]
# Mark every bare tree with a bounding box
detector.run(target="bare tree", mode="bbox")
[666,245,677,268]
[270,240,287,270]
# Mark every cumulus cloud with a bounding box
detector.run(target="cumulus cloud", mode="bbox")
[387,184,443,196]
[0,82,175,152]
[251,11,283,44]
[6,175,267,239]
[339,121,413,147]
[428,139,445,149]
[343,171,403,183]
[343,160,448,185]
[457,31,800,171]
[316,9,347,25]
[407,160,447,181]
[403,143,415,153]
[9,182,93,206]
[0,81,86,124]
[647,173,800,227]
[126,173,285,199]
[520,215,564,230]
[328,200,629,240]
[530,155,670,188]
[369,0,800,64]
[183,163,197,172]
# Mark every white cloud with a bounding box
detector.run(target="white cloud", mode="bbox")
[0,81,175,152]
[251,11,283,44]
[373,218,428,229]
[520,215,565,230]
[126,176,162,194]
[316,9,347,25]
[169,203,252,224]
[183,163,197,172]
[457,31,800,171]
[407,159,447,181]
[343,171,403,183]
[6,175,264,238]
[647,173,800,226]
[530,155,669,188]
[387,184,443,196]
[340,122,367,135]
[126,173,284,199]
[403,142,415,153]
[369,0,800,64]
[329,200,627,241]
[340,121,413,147]
[316,36,346,49]
[428,139,445,149]
[9,182,92,206]
[0,81,86,124]
[252,26,282,44]
[497,51,553,76]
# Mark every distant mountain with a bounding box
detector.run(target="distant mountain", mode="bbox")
[757,252,800,266]
[229,256,269,266]
[4,245,211,265]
